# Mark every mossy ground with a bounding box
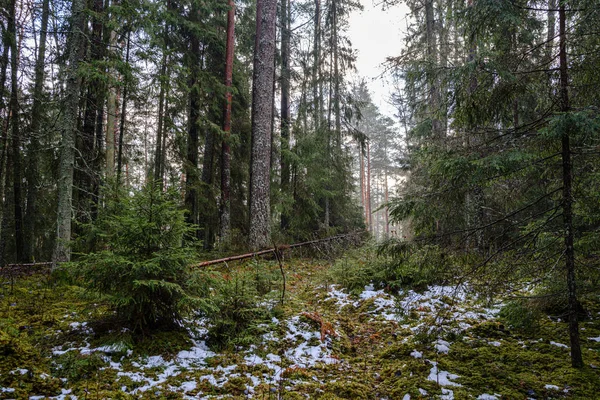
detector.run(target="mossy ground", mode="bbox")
[1,254,599,399]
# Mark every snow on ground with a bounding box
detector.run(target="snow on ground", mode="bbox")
[477,394,500,400]
[550,341,569,348]
[42,312,342,398]
[19,283,519,398]
[427,361,462,387]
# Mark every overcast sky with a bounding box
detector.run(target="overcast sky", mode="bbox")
[347,0,409,120]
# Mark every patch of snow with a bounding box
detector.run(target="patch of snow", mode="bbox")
[410,350,423,359]
[477,394,500,400]
[179,381,196,392]
[440,388,455,400]
[402,394,410,400]
[550,341,569,348]
[589,336,600,342]
[327,285,353,309]
[435,339,451,354]
[545,384,559,390]
[419,388,428,395]
[488,341,501,347]
[427,361,461,387]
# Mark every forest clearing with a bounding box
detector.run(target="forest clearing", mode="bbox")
[2,244,600,399]
[1,0,599,398]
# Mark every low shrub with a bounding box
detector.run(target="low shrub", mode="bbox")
[328,240,453,294]
[73,183,211,332]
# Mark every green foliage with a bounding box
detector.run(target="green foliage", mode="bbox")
[328,241,453,294]
[204,266,275,349]
[52,351,108,382]
[499,301,541,334]
[73,183,208,331]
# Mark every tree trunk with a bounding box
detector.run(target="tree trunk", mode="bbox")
[80,0,105,220]
[359,144,366,227]
[153,53,167,185]
[219,0,235,243]
[24,0,50,262]
[106,29,117,178]
[558,3,583,369]
[366,141,372,233]
[54,0,86,264]
[7,0,24,263]
[185,6,201,239]
[116,31,131,187]
[425,0,441,138]
[312,0,321,130]
[280,0,291,231]
[332,0,341,147]
[249,0,277,250]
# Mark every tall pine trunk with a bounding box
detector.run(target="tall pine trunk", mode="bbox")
[54,0,86,264]
[185,5,201,239]
[25,0,50,261]
[558,3,583,369]
[219,0,235,243]
[280,0,291,231]
[249,0,277,250]
[116,31,131,186]
[7,0,25,263]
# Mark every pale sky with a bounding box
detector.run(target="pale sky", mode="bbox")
[347,0,409,120]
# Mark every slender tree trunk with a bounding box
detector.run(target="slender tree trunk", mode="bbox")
[384,168,389,238]
[332,0,341,147]
[153,52,167,185]
[24,0,50,262]
[249,0,277,250]
[219,0,235,243]
[81,0,105,220]
[7,0,24,263]
[558,3,583,369]
[280,0,291,231]
[185,6,201,239]
[54,0,86,264]
[0,33,9,119]
[366,141,372,233]
[359,144,366,227]
[312,0,321,130]
[116,31,131,186]
[425,0,441,138]
[106,29,117,178]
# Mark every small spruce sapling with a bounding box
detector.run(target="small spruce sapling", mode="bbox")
[74,183,207,332]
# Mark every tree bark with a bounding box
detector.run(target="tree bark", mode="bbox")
[185,5,201,239]
[7,0,25,263]
[366,141,372,233]
[249,0,277,250]
[219,0,235,243]
[80,0,105,220]
[558,3,583,369]
[116,31,131,187]
[280,0,291,231]
[24,0,50,262]
[106,28,117,179]
[54,0,86,264]
[312,0,321,131]
[153,53,168,185]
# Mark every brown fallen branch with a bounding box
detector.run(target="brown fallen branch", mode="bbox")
[0,262,53,277]
[193,231,365,268]
[301,311,338,341]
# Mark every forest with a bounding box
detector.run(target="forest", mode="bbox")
[0,0,599,398]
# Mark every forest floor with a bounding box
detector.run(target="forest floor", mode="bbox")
[1,251,600,399]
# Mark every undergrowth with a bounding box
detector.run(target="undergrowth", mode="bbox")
[2,244,600,398]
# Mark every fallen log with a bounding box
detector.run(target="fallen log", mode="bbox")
[193,231,365,268]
